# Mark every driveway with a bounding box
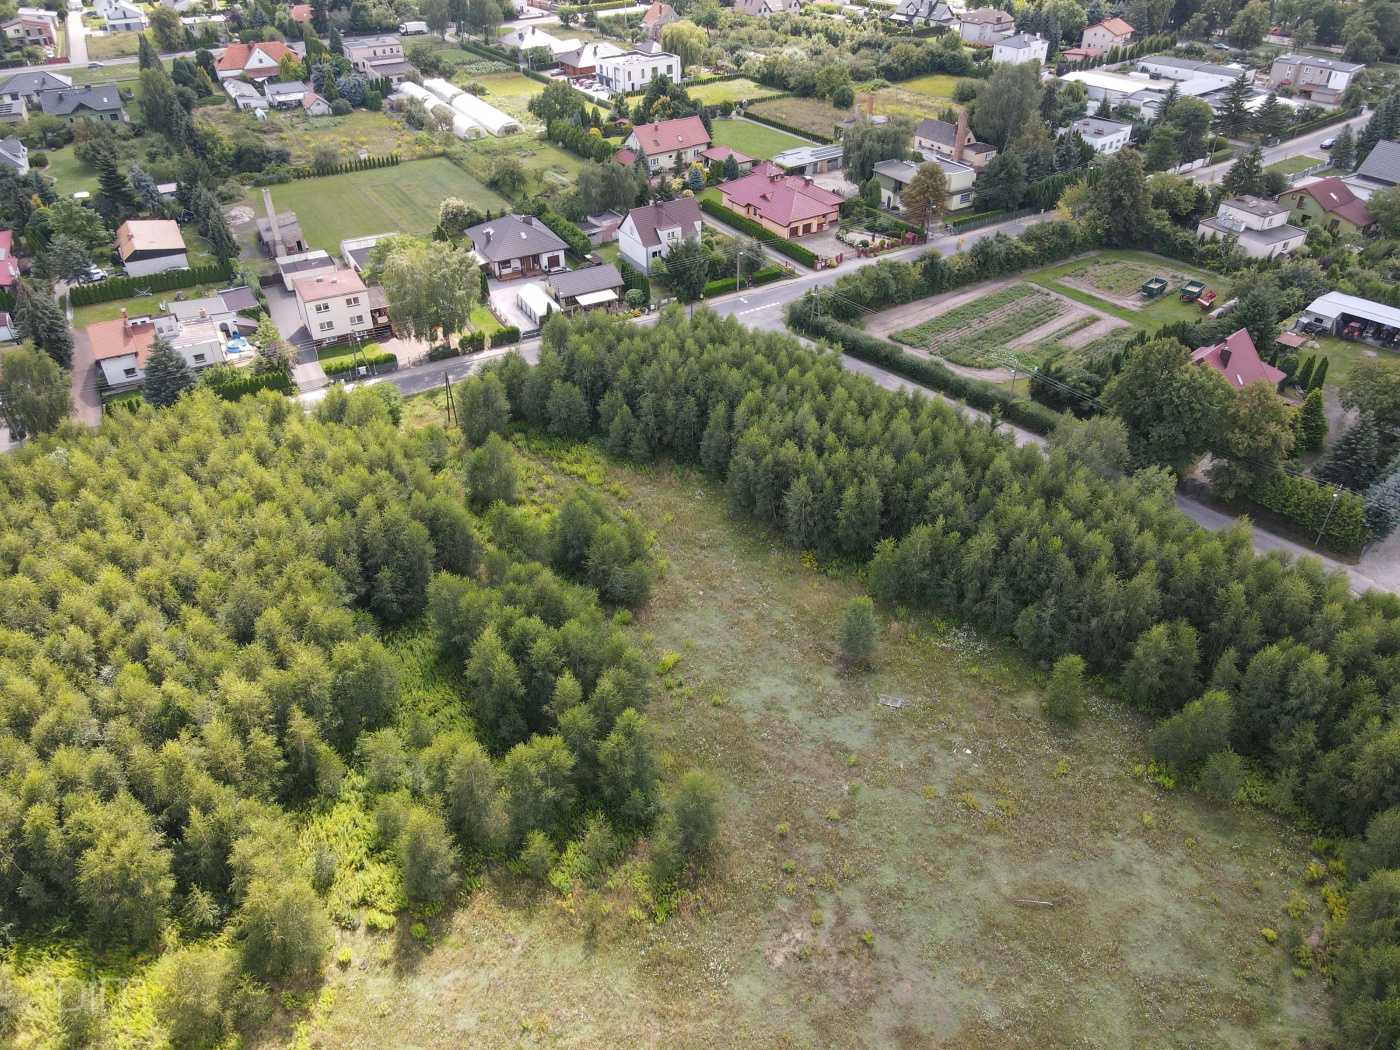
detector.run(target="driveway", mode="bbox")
[263,283,326,391]
[69,327,101,427]
[65,9,87,64]
[489,278,546,334]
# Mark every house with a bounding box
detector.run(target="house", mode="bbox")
[992,32,1048,65]
[734,0,802,15]
[295,269,374,347]
[720,162,844,240]
[617,197,703,270]
[622,115,711,171]
[772,143,843,176]
[0,137,28,175]
[872,157,975,212]
[1060,47,1101,61]
[1192,328,1286,390]
[890,0,958,30]
[0,313,13,342]
[38,85,127,125]
[641,1,680,41]
[959,7,1015,44]
[302,91,332,116]
[1081,17,1133,51]
[215,41,296,81]
[167,285,261,340]
[5,8,57,48]
[546,264,625,312]
[499,24,564,52]
[262,80,308,109]
[182,12,229,39]
[1347,140,1400,200]
[161,0,198,10]
[912,112,996,171]
[1196,195,1307,260]
[115,220,188,277]
[257,210,307,256]
[701,144,754,173]
[578,211,624,247]
[463,214,569,280]
[1287,176,1376,236]
[94,0,147,32]
[288,3,313,21]
[277,249,338,291]
[0,100,24,125]
[0,70,69,107]
[0,230,20,291]
[1266,53,1363,105]
[555,42,624,77]
[597,49,682,93]
[341,232,397,272]
[88,310,225,389]
[224,80,267,111]
[344,36,415,84]
[1067,116,1131,154]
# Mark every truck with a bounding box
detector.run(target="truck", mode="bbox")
[399,20,429,34]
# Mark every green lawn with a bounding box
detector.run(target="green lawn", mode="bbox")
[1266,154,1324,175]
[711,118,806,159]
[72,279,233,330]
[40,148,100,197]
[85,29,144,60]
[747,95,845,139]
[686,77,769,106]
[891,73,964,100]
[317,341,383,371]
[1025,250,1223,328]
[468,303,502,335]
[267,158,511,252]
[1291,331,1400,392]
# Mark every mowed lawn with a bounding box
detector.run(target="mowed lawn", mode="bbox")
[710,118,807,159]
[267,158,511,252]
[687,76,769,105]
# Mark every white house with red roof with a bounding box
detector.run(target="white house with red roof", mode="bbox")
[1081,17,1134,51]
[0,230,20,292]
[719,161,844,240]
[1192,328,1286,391]
[294,269,374,346]
[215,41,295,81]
[87,310,224,389]
[622,115,711,172]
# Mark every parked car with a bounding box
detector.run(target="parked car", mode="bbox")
[79,265,108,284]
[1321,137,1336,149]
[1211,42,1231,49]
[87,61,102,69]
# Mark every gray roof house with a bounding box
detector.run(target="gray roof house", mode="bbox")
[38,85,127,124]
[0,69,71,105]
[0,136,27,175]
[463,214,570,280]
[1347,140,1400,200]
[546,264,626,312]
[891,0,957,27]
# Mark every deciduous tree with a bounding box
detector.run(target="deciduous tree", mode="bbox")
[1091,147,1151,247]
[838,596,879,668]
[900,162,949,230]
[0,343,71,438]
[1103,336,1233,471]
[378,237,480,343]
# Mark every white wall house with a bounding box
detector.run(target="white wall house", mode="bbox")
[596,49,680,92]
[1068,116,1131,154]
[959,7,1015,44]
[1197,195,1307,260]
[88,312,224,390]
[617,198,702,271]
[94,0,147,31]
[991,32,1048,65]
[295,270,374,347]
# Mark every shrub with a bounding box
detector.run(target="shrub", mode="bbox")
[703,277,737,297]
[330,98,352,116]
[491,326,521,347]
[699,198,820,268]
[1199,749,1246,804]
[322,351,396,377]
[1043,654,1086,726]
[838,596,878,668]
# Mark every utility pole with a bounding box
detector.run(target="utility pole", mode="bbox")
[1316,487,1341,547]
[443,372,456,427]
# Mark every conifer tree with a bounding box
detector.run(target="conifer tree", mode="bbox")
[1310,357,1329,391]
[138,33,160,70]
[1331,125,1357,172]
[1365,464,1400,539]
[1296,356,1316,391]
[329,23,344,55]
[838,596,879,669]
[142,335,195,408]
[13,279,72,368]
[1214,74,1254,137]
[1295,388,1328,452]
[1317,413,1383,490]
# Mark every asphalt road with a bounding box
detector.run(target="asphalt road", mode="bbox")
[1191,112,1371,185]
[65,9,87,66]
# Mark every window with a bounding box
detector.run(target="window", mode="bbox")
[650,157,659,167]
[319,320,334,332]
[345,296,361,307]
[193,353,206,363]
[959,192,971,204]
[350,314,365,326]
[314,302,330,313]
[123,366,137,378]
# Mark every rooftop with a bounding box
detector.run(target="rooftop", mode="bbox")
[549,264,624,299]
[622,197,702,248]
[721,168,845,226]
[1355,140,1400,188]
[1088,16,1134,35]
[215,41,295,72]
[1192,328,1286,389]
[1199,216,1304,244]
[1291,176,1375,228]
[1222,194,1289,218]
[86,315,162,365]
[294,269,368,303]
[998,32,1046,49]
[1306,291,1400,328]
[1071,116,1132,135]
[463,213,570,262]
[115,219,185,258]
[38,84,123,116]
[627,115,711,157]
[1274,53,1364,73]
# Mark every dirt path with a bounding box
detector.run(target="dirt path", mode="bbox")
[904,344,1015,383]
[863,275,1027,339]
[1062,315,1129,350]
[1008,304,1094,349]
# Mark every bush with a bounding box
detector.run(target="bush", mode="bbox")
[749,266,786,287]
[699,198,820,268]
[427,344,463,362]
[322,351,397,377]
[206,371,295,401]
[491,326,521,347]
[1199,750,1247,804]
[838,596,878,668]
[330,98,352,116]
[68,262,234,307]
[1043,654,1086,726]
[530,205,593,259]
[1252,474,1367,553]
[703,277,737,297]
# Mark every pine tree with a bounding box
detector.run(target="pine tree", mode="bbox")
[1214,74,1254,137]
[142,336,195,408]
[127,164,165,215]
[1317,413,1383,490]
[1296,355,1316,390]
[329,23,344,55]
[837,596,879,669]
[138,33,160,70]
[1365,465,1400,539]
[13,279,72,368]
[311,0,329,33]
[1044,654,1087,726]
[1331,125,1357,172]
[723,153,740,182]
[1295,389,1327,452]
[1310,356,1329,391]
[1221,145,1266,197]
[44,234,92,284]
[96,154,135,214]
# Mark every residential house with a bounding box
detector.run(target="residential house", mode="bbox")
[88,310,225,389]
[1287,176,1376,236]
[262,80,309,109]
[597,49,682,93]
[772,143,843,175]
[0,137,28,175]
[555,42,624,77]
[912,112,996,171]
[578,210,624,247]
[959,7,1015,44]
[622,115,711,171]
[1060,47,1101,61]
[302,91,332,116]
[463,213,569,280]
[546,264,626,313]
[1196,195,1307,260]
[340,232,397,272]
[167,285,261,340]
[344,36,415,84]
[295,269,374,347]
[0,231,20,292]
[1266,53,1363,105]
[499,24,565,52]
[701,144,754,173]
[1067,116,1131,154]
[257,210,307,256]
[720,162,844,240]
[94,0,147,32]
[277,249,338,290]
[0,313,14,342]
[161,0,198,10]
[5,8,58,49]
[224,80,267,111]
[1191,328,1286,390]
[182,12,228,40]
[873,156,975,212]
[0,70,65,107]
[617,197,703,270]
[215,41,296,81]
[890,0,958,30]
[1081,17,1133,51]
[288,3,313,21]
[641,1,680,41]
[1347,139,1400,199]
[38,85,127,125]
[734,0,802,15]
[992,32,1048,65]
[115,220,188,277]
[0,100,24,125]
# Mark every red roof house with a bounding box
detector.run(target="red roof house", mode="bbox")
[215,41,295,81]
[0,230,20,290]
[1287,176,1377,235]
[289,3,313,21]
[1081,17,1134,50]
[1192,327,1286,390]
[622,115,712,170]
[719,163,845,240]
[700,144,754,172]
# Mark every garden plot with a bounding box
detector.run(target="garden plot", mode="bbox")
[892,285,1072,368]
[1058,260,1207,313]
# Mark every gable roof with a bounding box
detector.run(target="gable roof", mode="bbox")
[39,84,122,116]
[0,137,25,167]
[1356,141,1400,188]
[87,316,162,365]
[1089,17,1134,36]
[721,168,844,226]
[914,116,965,146]
[215,41,294,72]
[626,115,710,157]
[116,220,185,259]
[0,69,70,96]
[1293,176,1375,228]
[549,264,625,299]
[289,3,312,19]
[263,80,308,99]
[998,32,1045,49]
[701,144,752,164]
[555,41,623,67]
[961,7,1013,23]
[641,1,678,26]
[1192,328,1286,389]
[622,197,702,248]
[462,213,569,262]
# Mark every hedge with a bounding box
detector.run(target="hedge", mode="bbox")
[69,263,235,307]
[796,312,1060,435]
[750,266,786,287]
[491,326,521,347]
[742,110,833,144]
[1252,474,1367,553]
[620,260,650,300]
[699,198,820,268]
[462,331,487,353]
[206,371,295,401]
[427,344,463,361]
[947,208,1013,232]
[703,276,737,297]
[251,152,401,186]
[322,352,397,377]
[531,205,594,259]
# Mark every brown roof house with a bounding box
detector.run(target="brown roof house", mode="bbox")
[641,0,680,40]
[463,213,570,280]
[1287,177,1377,237]
[115,220,188,278]
[1192,328,1287,391]
[719,161,844,241]
[623,115,711,172]
[617,197,703,271]
[913,112,996,171]
[1081,17,1134,51]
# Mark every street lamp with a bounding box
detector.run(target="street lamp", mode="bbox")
[1316,487,1341,547]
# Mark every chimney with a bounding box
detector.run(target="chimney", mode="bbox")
[1218,346,1232,369]
[315,274,323,282]
[121,307,128,329]
[521,215,533,226]
[954,110,968,164]
[199,308,206,318]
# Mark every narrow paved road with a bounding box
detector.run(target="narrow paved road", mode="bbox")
[64,9,87,65]
[1191,112,1369,185]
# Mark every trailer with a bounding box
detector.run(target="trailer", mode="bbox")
[1141,277,1168,299]
[1197,289,1216,310]
[1179,279,1206,302]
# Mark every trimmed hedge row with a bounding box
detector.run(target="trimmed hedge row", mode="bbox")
[532,204,594,258]
[796,312,1060,435]
[742,110,834,144]
[703,276,738,296]
[750,266,786,286]
[207,371,295,401]
[428,343,463,361]
[323,352,397,377]
[491,326,521,347]
[620,259,650,300]
[69,263,235,307]
[699,198,820,268]
[251,152,402,186]
[1253,474,1367,553]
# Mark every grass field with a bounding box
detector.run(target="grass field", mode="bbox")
[71,274,234,330]
[687,77,770,106]
[278,432,1334,1048]
[467,71,545,122]
[1026,250,1223,327]
[266,158,511,251]
[317,341,383,371]
[39,147,100,197]
[1266,154,1325,175]
[209,107,422,168]
[455,135,583,193]
[85,29,144,60]
[863,74,970,122]
[748,95,845,139]
[711,118,806,159]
